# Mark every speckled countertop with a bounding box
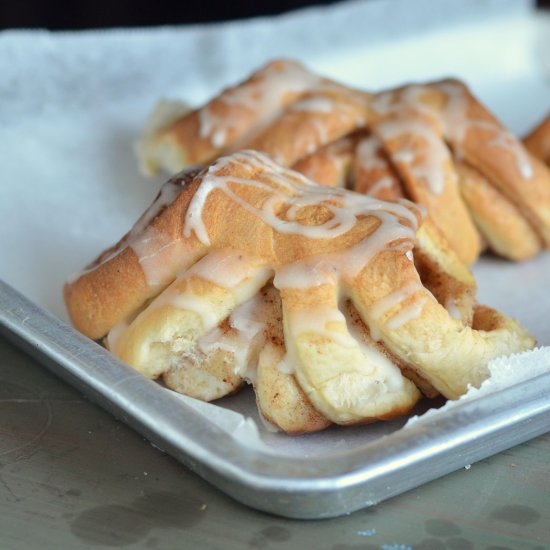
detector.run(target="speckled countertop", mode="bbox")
[1,335,548,550]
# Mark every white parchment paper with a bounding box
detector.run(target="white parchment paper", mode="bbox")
[1,0,549,455]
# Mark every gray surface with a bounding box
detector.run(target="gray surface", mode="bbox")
[3,279,550,522]
[1,335,549,549]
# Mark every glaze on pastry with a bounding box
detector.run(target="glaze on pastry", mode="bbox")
[137,60,368,175]
[355,82,550,263]
[524,112,550,165]
[65,151,534,434]
[138,60,550,264]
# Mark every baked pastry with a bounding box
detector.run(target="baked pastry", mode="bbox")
[65,150,535,434]
[137,59,369,175]
[137,60,550,264]
[524,112,550,165]
[284,82,550,263]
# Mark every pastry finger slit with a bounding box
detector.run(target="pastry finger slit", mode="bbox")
[246,89,369,167]
[278,276,421,425]
[106,249,273,398]
[254,285,332,434]
[348,252,534,399]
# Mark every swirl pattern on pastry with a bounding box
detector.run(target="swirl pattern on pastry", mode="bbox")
[65,150,534,434]
[138,60,550,264]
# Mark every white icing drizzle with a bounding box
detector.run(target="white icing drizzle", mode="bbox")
[196,327,228,355]
[277,298,410,401]
[184,151,421,282]
[436,81,470,143]
[392,149,416,164]
[386,296,427,330]
[333,208,417,279]
[371,81,533,197]
[69,178,185,285]
[127,177,198,287]
[356,135,387,170]
[438,82,533,179]
[467,119,533,179]
[198,61,322,149]
[436,82,533,179]
[197,292,266,377]
[229,292,271,383]
[199,114,228,149]
[376,118,452,195]
[129,179,184,245]
[288,306,358,349]
[186,249,270,289]
[146,247,271,335]
[167,292,221,329]
[364,177,396,197]
[368,281,425,340]
[130,226,180,287]
[292,97,335,113]
[308,117,330,152]
[106,151,429,391]
[230,293,266,335]
[370,90,395,116]
[372,86,451,195]
[273,260,339,289]
[369,281,424,321]
[490,130,533,179]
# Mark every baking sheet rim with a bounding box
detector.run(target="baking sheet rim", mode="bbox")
[1,278,549,518]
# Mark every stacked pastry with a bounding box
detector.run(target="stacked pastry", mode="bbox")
[524,112,550,165]
[65,150,535,434]
[138,60,550,265]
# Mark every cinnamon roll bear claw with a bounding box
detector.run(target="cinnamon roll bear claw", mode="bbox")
[139,60,550,265]
[65,151,535,434]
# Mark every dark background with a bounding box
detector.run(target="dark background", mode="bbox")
[0,1,343,30]
[2,0,547,31]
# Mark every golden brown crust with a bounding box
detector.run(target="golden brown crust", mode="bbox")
[147,60,343,172]
[65,151,535,432]
[363,80,550,262]
[365,109,482,265]
[254,286,332,434]
[64,171,208,339]
[456,161,541,261]
[524,112,550,164]
[160,60,320,166]
[245,87,369,166]
[291,134,358,188]
[452,94,550,248]
[413,218,476,326]
[352,134,404,200]
[138,63,550,264]
[346,250,532,399]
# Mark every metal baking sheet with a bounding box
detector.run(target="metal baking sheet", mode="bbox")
[1,279,549,519]
[1,1,550,519]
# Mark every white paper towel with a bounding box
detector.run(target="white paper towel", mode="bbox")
[0,0,549,454]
